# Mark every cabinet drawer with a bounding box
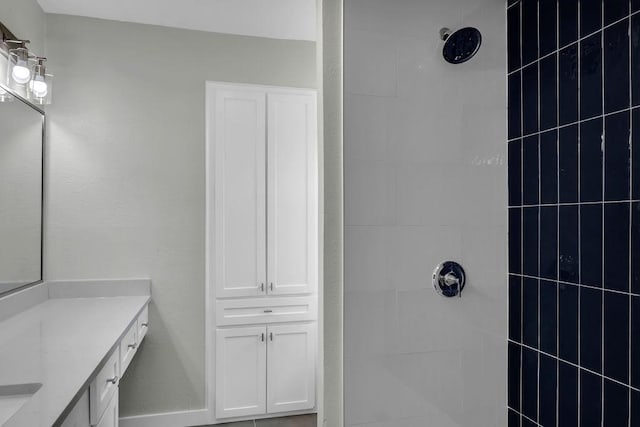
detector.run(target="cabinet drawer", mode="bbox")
[89,350,119,425]
[119,323,138,375]
[137,305,149,342]
[216,297,317,326]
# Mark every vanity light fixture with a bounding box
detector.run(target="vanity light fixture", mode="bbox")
[0,20,54,104]
[28,57,52,105]
[6,40,32,85]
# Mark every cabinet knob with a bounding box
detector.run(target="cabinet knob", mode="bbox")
[107,376,119,385]
[128,343,137,349]
[269,283,274,291]
[141,322,149,328]
[269,332,273,341]
[261,333,265,342]
[264,309,273,313]
[259,283,265,292]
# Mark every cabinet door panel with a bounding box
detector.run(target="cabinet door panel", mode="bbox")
[95,390,118,427]
[215,326,267,418]
[215,88,267,298]
[267,93,318,295]
[267,323,316,413]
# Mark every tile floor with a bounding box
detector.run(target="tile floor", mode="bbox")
[202,414,317,427]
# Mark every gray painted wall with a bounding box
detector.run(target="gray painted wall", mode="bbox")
[0,0,45,55]
[44,14,316,416]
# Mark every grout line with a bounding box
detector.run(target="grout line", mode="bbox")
[602,4,608,421]
[519,1,524,417]
[555,3,561,423]
[509,273,640,297]
[629,5,634,426]
[536,0,542,418]
[509,199,640,208]
[508,340,640,392]
[507,104,640,143]
[508,8,640,76]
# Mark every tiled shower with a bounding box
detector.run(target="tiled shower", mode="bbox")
[508,0,640,425]
[344,0,507,425]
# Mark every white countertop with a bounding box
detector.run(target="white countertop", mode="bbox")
[0,296,150,426]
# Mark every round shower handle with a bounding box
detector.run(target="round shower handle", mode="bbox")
[433,261,466,298]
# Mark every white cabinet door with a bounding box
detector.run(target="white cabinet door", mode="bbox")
[214,87,267,298]
[267,92,318,296]
[95,390,118,427]
[266,323,316,414]
[60,390,90,427]
[215,326,267,418]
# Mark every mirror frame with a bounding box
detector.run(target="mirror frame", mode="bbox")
[0,81,45,298]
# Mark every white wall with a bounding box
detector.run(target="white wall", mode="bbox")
[343,0,507,425]
[0,0,46,55]
[44,14,316,416]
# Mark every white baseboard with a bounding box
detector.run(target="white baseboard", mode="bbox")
[119,409,209,427]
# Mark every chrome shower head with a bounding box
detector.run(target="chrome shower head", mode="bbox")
[440,27,482,64]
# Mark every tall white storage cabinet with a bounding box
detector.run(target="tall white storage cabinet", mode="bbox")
[207,82,318,422]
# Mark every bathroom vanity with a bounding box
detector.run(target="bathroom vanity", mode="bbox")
[0,280,150,427]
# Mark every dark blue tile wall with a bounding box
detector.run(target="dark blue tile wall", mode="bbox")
[508,1,640,425]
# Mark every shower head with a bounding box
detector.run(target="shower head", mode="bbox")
[440,27,482,64]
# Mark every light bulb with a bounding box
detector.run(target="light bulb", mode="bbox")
[11,63,31,84]
[30,79,48,98]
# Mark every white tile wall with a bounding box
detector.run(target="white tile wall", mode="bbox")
[344,0,508,425]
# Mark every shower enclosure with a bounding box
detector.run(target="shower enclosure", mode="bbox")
[343,0,507,425]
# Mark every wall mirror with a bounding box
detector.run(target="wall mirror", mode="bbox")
[0,83,44,296]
